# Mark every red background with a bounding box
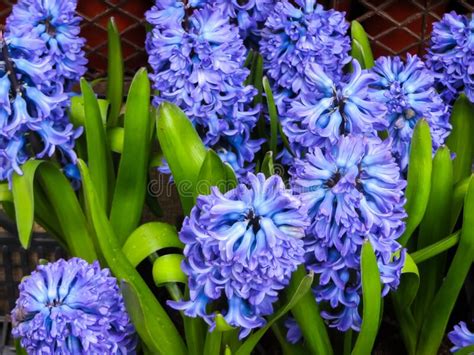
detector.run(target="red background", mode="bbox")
[0,0,472,78]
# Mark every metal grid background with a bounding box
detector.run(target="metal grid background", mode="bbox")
[0,0,472,79]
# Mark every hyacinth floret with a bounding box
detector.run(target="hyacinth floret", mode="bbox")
[370,54,451,171]
[6,0,88,90]
[146,2,262,175]
[448,321,474,353]
[11,258,136,354]
[169,173,308,338]
[259,0,351,95]
[283,60,387,157]
[291,135,406,331]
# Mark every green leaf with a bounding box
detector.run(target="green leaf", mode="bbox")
[203,315,234,355]
[215,314,235,332]
[411,231,460,265]
[260,151,274,178]
[106,17,124,127]
[263,76,278,157]
[110,69,152,245]
[122,222,183,267]
[204,329,223,355]
[0,182,12,202]
[15,339,27,355]
[121,281,174,354]
[417,177,474,355]
[352,242,382,355]
[10,164,63,247]
[253,53,264,106]
[450,175,472,232]
[235,268,314,355]
[224,163,238,190]
[446,94,474,184]
[271,323,306,355]
[156,102,207,215]
[195,150,230,198]
[69,95,109,127]
[11,160,44,248]
[350,21,375,69]
[33,184,64,242]
[457,345,474,355]
[152,254,186,286]
[414,146,453,324]
[107,127,124,154]
[81,78,114,212]
[399,119,433,246]
[397,253,420,308]
[391,293,417,355]
[78,159,187,355]
[36,163,97,261]
[288,266,333,355]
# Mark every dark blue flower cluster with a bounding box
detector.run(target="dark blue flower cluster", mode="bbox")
[143,1,469,341]
[426,11,474,104]
[290,135,406,331]
[283,60,387,158]
[11,258,136,354]
[370,55,451,171]
[0,0,86,184]
[169,173,308,338]
[448,321,474,353]
[146,0,262,176]
[6,0,88,91]
[189,0,277,40]
[259,0,350,97]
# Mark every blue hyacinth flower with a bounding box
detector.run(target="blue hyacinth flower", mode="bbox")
[426,11,474,104]
[291,135,406,331]
[146,2,263,176]
[169,173,308,338]
[11,258,137,354]
[6,0,88,91]
[260,0,351,96]
[448,321,474,353]
[283,60,387,158]
[370,54,451,171]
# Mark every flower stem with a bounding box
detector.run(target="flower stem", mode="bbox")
[411,231,460,265]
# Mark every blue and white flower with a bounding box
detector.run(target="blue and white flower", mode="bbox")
[370,55,451,171]
[11,258,137,354]
[169,173,308,338]
[291,135,406,331]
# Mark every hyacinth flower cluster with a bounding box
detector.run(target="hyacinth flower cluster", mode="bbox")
[449,322,474,353]
[6,0,88,92]
[0,32,80,183]
[169,173,308,338]
[370,55,451,171]
[146,1,262,176]
[11,258,136,354]
[426,11,474,104]
[259,0,351,102]
[290,135,407,331]
[189,0,277,41]
[283,59,387,158]
[0,0,86,184]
